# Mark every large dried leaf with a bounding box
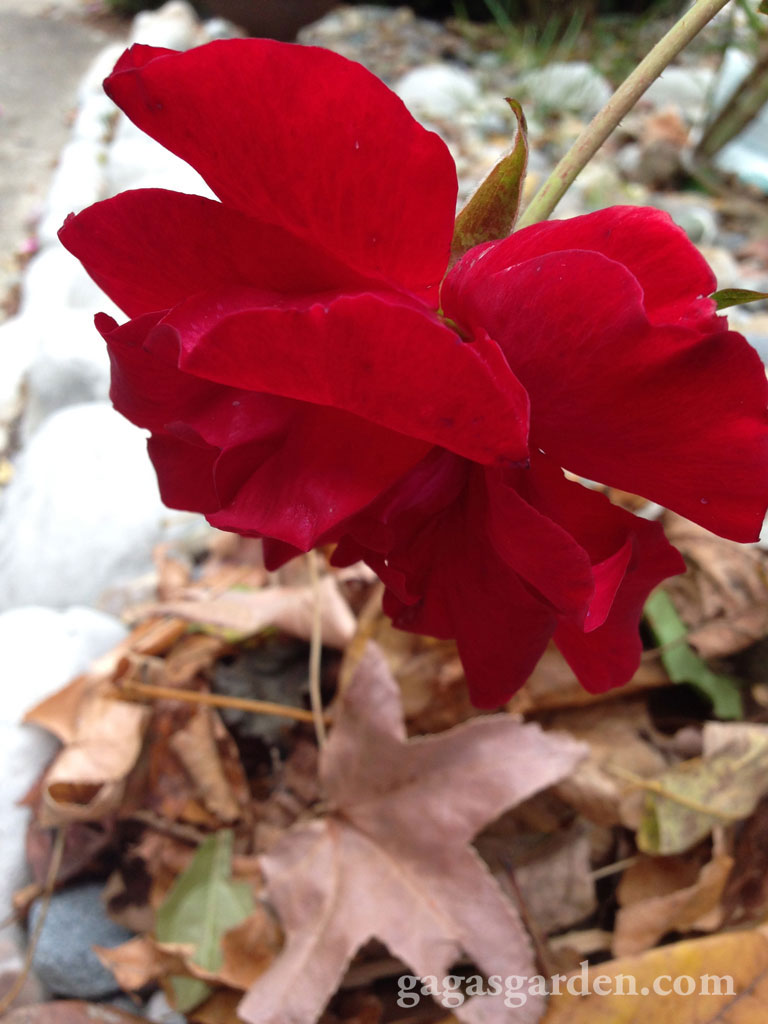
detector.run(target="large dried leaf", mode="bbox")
[541,926,768,1023]
[239,643,587,1024]
[155,829,255,1012]
[637,723,768,854]
[169,708,248,824]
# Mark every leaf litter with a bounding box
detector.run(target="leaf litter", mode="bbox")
[15,530,768,1023]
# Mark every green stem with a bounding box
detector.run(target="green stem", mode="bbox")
[517,0,734,228]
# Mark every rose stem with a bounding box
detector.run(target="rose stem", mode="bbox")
[517,0,733,228]
[120,681,328,724]
[307,548,327,746]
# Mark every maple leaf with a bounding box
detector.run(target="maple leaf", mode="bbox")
[239,643,587,1024]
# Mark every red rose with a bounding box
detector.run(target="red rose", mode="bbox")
[60,39,768,706]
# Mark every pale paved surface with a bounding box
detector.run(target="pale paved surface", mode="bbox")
[0,1,123,316]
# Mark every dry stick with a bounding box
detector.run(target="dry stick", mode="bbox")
[517,0,734,228]
[307,548,327,747]
[0,828,66,1016]
[121,680,328,725]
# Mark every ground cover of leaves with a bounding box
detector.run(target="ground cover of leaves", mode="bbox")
[11,508,768,1024]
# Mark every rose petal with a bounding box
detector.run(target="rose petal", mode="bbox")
[104,40,457,301]
[60,190,373,318]
[447,249,768,541]
[150,287,530,466]
[445,206,719,330]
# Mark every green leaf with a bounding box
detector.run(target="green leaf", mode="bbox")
[711,287,768,310]
[644,589,743,720]
[156,829,255,1013]
[450,98,529,264]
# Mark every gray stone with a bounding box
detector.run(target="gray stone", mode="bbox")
[29,882,134,998]
[394,63,480,122]
[519,62,612,118]
[145,990,187,1024]
[0,402,199,610]
[0,607,126,937]
[711,49,768,193]
[106,133,214,198]
[643,65,715,122]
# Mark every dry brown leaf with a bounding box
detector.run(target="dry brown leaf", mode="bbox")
[722,796,768,925]
[662,512,768,659]
[541,925,768,1023]
[613,848,733,955]
[544,702,668,828]
[128,576,355,648]
[169,708,245,824]
[238,643,587,1024]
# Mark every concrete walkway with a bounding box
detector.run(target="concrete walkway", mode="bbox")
[0,1,123,316]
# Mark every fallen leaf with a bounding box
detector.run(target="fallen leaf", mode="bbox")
[239,643,587,1024]
[128,576,355,648]
[169,708,248,824]
[722,795,768,924]
[637,723,768,854]
[613,848,733,955]
[541,926,768,1023]
[155,829,255,1012]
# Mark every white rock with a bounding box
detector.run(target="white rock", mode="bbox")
[711,48,768,193]
[0,402,197,610]
[519,62,612,118]
[0,606,126,938]
[37,139,107,248]
[395,64,481,121]
[0,317,44,444]
[145,991,187,1024]
[71,93,116,144]
[76,43,125,105]
[130,0,201,50]
[20,246,120,320]
[21,310,112,439]
[643,66,715,122]
[106,134,214,198]
[201,16,246,42]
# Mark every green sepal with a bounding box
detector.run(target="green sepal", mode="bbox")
[450,98,529,266]
[711,287,768,310]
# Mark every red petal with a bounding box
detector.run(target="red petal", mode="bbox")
[150,287,530,466]
[103,41,457,301]
[60,190,374,318]
[445,206,719,330]
[97,312,432,548]
[447,249,768,541]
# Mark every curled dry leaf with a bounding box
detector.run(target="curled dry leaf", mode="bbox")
[239,643,587,1024]
[128,576,355,648]
[613,847,733,956]
[662,512,768,659]
[169,708,249,824]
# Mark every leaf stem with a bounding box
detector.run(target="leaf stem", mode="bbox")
[120,681,326,725]
[307,548,327,747]
[517,0,734,228]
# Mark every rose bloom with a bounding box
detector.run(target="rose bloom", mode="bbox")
[60,40,768,707]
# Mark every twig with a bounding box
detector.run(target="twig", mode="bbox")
[307,548,327,747]
[608,764,743,821]
[0,828,66,1015]
[518,0,734,227]
[120,681,328,725]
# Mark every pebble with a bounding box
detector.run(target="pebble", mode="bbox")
[36,139,107,248]
[0,402,198,611]
[130,0,201,50]
[517,61,613,118]
[0,607,126,939]
[145,990,188,1024]
[394,63,481,121]
[642,65,715,122]
[29,882,134,999]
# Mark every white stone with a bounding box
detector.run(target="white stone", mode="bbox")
[71,93,116,144]
[394,63,481,122]
[106,134,214,198]
[0,402,198,611]
[145,991,187,1024]
[519,62,612,118]
[201,16,246,42]
[0,317,44,443]
[37,139,107,248]
[130,0,201,51]
[0,606,126,938]
[76,43,125,104]
[711,49,768,193]
[21,310,112,439]
[20,246,120,320]
[643,66,715,122]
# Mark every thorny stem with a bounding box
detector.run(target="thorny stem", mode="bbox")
[307,548,327,747]
[517,0,734,228]
[0,828,66,1016]
[121,680,328,725]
